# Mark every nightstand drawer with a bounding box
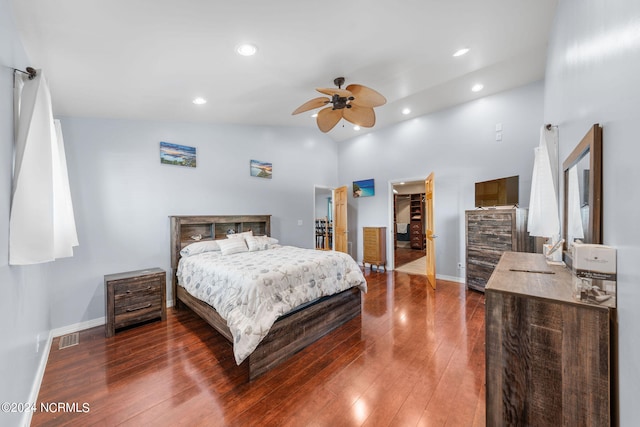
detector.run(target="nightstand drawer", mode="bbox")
[114,285,162,314]
[114,280,162,301]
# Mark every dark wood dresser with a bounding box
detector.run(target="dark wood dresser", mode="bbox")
[363,227,386,271]
[465,208,530,292]
[105,268,166,337]
[485,252,616,426]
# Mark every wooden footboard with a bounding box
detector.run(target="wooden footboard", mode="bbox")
[176,286,362,380]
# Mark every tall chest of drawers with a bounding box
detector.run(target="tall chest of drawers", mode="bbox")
[363,227,387,271]
[465,208,530,292]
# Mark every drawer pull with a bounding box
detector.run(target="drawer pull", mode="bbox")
[126,303,152,312]
[124,285,154,294]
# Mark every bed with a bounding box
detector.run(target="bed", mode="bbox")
[169,215,367,380]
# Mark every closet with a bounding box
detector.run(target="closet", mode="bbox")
[315,218,332,250]
[394,192,425,249]
[315,187,333,250]
[409,193,425,249]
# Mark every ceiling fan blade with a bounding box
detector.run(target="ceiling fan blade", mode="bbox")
[345,84,386,107]
[292,97,330,115]
[317,107,343,133]
[316,87,353,98]
[343,105,376,127]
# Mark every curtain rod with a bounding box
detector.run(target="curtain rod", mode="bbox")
[13,67,37,80]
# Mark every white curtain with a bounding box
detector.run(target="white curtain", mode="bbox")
[10,70,78,265]
[527,125,560,239]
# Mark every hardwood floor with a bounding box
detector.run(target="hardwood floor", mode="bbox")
[33,271,486,426]
[394,246,426,268]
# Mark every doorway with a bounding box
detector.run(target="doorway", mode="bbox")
[391,180,427,271]
[313,186,333,250]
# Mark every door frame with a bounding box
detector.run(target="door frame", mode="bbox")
[387,177,429,270]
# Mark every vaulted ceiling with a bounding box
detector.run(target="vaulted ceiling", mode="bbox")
[10,0,558,141]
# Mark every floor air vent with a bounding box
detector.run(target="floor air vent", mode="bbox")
[58,332,79,349]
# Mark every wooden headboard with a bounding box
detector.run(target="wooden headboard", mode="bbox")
[169,215,271,305]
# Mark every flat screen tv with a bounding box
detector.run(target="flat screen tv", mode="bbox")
[475,175,519,208]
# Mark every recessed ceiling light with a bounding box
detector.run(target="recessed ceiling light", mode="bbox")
[402,108,411,115]
[471,83,484,92]
[453,48,470,57]
[236,43,257,56]
[353,125,361,131]
[192,97,207,105]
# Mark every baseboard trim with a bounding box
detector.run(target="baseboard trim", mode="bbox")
[22,300,179,426]
[436,274,465,284]
[51,316,106,338]
[22,330,53,427]
[21,317,106,426]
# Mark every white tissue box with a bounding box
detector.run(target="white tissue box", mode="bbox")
[571,243,616,304]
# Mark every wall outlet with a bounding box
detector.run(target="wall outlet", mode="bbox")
[297,219,303,226]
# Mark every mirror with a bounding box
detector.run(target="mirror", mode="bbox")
[563,124,602,265]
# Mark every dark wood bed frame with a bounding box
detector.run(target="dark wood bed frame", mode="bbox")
[169,215,362,380]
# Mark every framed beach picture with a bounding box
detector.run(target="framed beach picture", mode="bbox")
[353,179,375,197]
[250,159,272,179]
[160,141,196,168]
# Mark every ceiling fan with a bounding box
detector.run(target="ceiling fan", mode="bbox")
[292,77,386,133]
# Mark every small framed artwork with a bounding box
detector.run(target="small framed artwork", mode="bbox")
[160,141,196,168]
[250,160,272,179]
[353,179,375,197]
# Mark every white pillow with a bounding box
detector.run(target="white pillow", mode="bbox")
[226,230,253,239]
[217,237,249,255]
[245,235,279,252]
[180,240,222,257]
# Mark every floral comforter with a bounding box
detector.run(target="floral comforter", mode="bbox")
[177,246,367,364]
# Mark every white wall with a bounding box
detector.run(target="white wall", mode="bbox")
[0,0,52,424]
[337,81,544,276]
[544,0,640,423]
[49,117,337,329]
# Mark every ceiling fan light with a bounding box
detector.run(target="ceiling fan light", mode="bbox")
[192,97,207,105]
[236,43,257,56]
[311,113,318,118]
[471,83,484,92]
[402,107,411,115]
[353,125,361,131]
[453,48,470,57]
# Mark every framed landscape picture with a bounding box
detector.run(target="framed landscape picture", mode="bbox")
[160,141,196,168]
[353,179,375,197]
[250,160,272,179]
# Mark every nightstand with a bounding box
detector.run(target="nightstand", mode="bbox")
[104,268,166,337]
